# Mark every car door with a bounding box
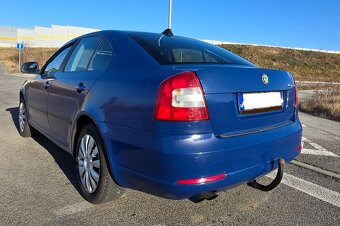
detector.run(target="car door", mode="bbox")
[26,45,72,135]
[47,37,112,146]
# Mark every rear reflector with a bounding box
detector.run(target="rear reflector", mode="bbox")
[297,144,302,152]
[154,71,209,121]
[176,173,226,185]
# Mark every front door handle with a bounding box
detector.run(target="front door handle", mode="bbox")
[44,81,51,89]
[76,82,86,94]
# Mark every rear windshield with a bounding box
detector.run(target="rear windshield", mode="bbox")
[130,33,253,66]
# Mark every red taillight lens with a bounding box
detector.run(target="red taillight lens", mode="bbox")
[176,173,226,185]
[294,82,298,108]
[154,71,209,121]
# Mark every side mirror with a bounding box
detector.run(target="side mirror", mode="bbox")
[21,62,39,74]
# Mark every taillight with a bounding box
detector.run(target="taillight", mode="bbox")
[294,81,298,108]
[154,71,209,121]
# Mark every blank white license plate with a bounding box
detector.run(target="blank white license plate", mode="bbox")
[238,92,283,112]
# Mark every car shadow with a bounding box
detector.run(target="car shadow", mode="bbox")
[6,106,20,132]
[6,106,82,195]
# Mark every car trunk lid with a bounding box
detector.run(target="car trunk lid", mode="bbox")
[164,65,296,137]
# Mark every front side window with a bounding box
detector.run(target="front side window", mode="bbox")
[64,37,101,72]
[43,46,71,76]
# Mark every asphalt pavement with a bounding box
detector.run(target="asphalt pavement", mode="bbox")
[0,73,339,225]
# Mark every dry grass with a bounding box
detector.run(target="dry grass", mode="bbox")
[299,88,340,121]
[0,47,57,73]
[220,44,340,82]
[297,83,340,90]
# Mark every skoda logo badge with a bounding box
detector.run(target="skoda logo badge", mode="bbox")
[262,74,269,85]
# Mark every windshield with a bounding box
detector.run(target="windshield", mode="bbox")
[130,33,253,66]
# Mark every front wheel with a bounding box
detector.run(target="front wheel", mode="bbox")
[18,98,36,137]
[76,123,124,204]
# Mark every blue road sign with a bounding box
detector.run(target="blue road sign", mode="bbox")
[16,43,24,49]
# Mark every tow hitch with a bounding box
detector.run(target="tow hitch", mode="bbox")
[247,158,285,192]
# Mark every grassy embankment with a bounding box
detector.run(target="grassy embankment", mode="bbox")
[0,47,57,73]
[298,88,340,121]
[1,45,339,120]
[220,44,340,82]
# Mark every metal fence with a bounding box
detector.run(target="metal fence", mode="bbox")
[201,39,340,55]
[0,25,99,48]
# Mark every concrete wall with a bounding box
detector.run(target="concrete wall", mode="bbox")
[0,24,339,54]
[0,25,99,48]
[0,26,17,47]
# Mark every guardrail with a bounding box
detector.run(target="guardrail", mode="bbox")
[296,81,340,85]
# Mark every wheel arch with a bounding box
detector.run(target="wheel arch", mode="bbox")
[72,113,98,157]
[72,113,121,184]
[19,91,24,101]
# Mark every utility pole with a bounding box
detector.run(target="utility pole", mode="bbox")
[16,43,24,71]
[168,0,173,30]
[18,48,21,71]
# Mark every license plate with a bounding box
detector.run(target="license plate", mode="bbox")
[238,92,283,113]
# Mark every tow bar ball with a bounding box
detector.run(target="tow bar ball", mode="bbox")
[247,158,285,192]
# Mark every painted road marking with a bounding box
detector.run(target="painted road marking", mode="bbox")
[267,172,340,208]
[291,160,340,180]
[301,137,339,157]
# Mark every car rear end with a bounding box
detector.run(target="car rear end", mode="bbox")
[113,32,302,199]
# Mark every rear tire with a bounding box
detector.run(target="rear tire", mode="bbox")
[18,98,37,137]
[76,123,124,204]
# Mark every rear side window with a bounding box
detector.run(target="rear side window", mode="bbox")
[130,34,253,66]
[64,37,101,72]
[88,39,112,71]
[172,49,203,63]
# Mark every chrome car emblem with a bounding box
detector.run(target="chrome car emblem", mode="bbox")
[262,74,269,85]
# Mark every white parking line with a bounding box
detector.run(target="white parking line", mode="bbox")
[53,201,94,217]
[53,173,340,217]
[301,136,339,157]
[267,172,340,208]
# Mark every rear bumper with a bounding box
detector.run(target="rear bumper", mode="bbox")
[98,120,302,199]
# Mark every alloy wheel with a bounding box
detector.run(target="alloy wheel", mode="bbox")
[19,102,26,132]
[78,134,101,193]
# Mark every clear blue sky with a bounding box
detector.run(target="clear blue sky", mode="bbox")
[1,0,339,50]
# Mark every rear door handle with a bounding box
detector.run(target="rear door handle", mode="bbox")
[76,82,86,93]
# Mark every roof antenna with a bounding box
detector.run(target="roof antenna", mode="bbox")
[162,0,173,36]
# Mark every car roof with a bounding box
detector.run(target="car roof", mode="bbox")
[84,30,164,39]
[62,30,164,47]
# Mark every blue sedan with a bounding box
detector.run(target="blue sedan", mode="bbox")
[19,30,302,204]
